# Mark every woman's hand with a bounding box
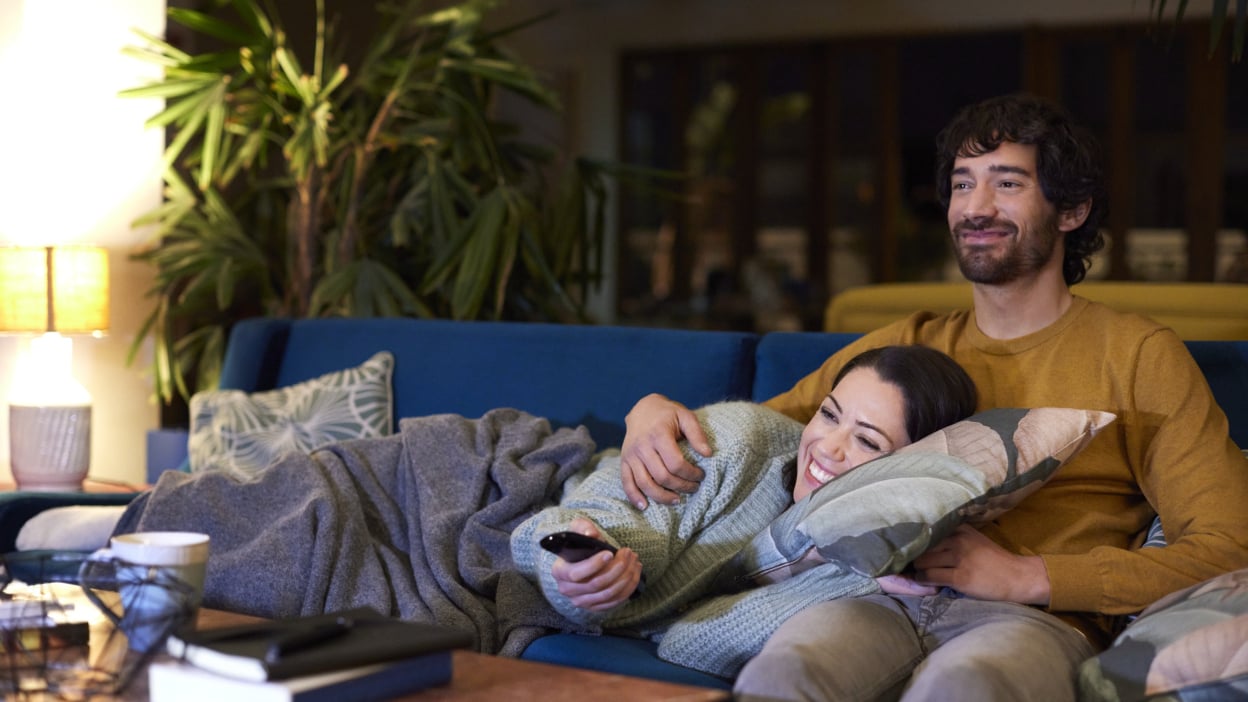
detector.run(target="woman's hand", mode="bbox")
[619,393,712,509]
[911,524,1052,605]
[550,518,644,612]
[875,573,939,596]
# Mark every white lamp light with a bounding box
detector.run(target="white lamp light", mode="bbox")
[0,246,109,490]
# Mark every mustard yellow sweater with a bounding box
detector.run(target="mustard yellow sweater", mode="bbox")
[765,296,1248,643]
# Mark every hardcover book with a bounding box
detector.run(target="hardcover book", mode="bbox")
[164,607,473,682]
[148,657,454,702]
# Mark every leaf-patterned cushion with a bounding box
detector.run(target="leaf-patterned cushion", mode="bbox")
[187,351,394,478]
[1079,566,1248,701]
[714,407,1116,589]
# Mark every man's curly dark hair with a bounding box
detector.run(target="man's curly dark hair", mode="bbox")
[935,93,1108,286]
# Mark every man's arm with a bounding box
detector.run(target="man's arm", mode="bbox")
[1042,331,1248,614]
[619,332,890,507]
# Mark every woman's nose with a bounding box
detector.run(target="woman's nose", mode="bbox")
[817,429,848,463]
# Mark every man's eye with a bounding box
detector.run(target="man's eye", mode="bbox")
[951,182,971,191]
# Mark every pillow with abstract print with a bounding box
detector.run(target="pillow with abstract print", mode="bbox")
[1079,566,1248,702]
[714,407,1116,590]
[187,351,394,478]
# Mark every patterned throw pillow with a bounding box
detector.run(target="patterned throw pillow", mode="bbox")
[715,407,1116,589]
[187,351,395,478]
[1079,567,1248,701]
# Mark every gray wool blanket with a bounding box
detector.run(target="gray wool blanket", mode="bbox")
[113,408,598,656]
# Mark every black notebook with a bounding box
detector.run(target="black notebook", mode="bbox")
[165,607,474,682]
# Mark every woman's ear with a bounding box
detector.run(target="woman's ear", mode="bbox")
[1058,199,1092,232]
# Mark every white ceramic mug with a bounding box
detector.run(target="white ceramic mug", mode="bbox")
[78,531,210,653]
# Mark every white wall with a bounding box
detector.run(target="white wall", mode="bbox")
[0,0,165,486]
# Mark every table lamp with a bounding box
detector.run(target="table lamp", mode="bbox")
[0,245,109,490]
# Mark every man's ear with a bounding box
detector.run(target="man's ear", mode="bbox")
[1058,200,1092,232]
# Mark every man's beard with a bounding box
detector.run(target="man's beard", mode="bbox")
[952,216,1061,285]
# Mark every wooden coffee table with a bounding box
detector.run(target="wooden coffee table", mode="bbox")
[1,584,726,701]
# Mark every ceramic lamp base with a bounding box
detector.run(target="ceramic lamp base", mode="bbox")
[9,404,91,491]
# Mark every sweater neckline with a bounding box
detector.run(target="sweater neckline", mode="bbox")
[965,295,1090,355]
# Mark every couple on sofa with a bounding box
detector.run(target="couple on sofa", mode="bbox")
[53,92,1248,701]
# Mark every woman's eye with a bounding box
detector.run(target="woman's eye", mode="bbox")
[820,406,838,423]
[859,437,881,452]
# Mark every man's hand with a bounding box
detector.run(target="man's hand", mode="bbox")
[549,518,643,612]
[619,393,712,509]
[911,524,1052,605]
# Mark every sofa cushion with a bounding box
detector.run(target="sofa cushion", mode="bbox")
[1078,566,1248,701]
[717,407,1116,587]
[188,351,394,477]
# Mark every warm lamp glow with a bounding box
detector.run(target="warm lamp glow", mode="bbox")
[1,245,109,490]
[0,246,110,335]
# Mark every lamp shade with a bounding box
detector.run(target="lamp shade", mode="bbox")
[0,246,109,334]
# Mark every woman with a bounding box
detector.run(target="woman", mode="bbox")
[510,344,977,676]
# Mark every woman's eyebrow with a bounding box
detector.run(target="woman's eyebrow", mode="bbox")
[855,418,889,439]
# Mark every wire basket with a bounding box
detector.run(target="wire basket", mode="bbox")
[1,551,190,699]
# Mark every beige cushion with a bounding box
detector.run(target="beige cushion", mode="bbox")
[715,407,1116,588]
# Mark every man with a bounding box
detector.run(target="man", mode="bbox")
[617,93,1248,701]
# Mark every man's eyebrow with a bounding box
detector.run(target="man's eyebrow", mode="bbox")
[951,164,1033,177]
[987,164,1032,177]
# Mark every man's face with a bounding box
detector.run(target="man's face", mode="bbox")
[945,141,1064,285]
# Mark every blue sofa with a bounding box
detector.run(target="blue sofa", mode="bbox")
[4,317,1247,690]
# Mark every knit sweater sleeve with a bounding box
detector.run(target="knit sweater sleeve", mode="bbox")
[657,562,879,678]
[1041,329,1248,614]
[510,402,801,629]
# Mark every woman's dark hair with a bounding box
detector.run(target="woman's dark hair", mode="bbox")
[934,93,1108,286]
[832,345,978,443]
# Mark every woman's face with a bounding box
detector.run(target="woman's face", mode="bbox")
[792,366,911,503]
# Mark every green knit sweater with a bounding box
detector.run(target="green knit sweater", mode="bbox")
[510,401,878,678]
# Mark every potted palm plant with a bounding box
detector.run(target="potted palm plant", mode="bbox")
[124,0,623,404]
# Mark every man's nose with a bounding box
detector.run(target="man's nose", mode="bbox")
[961,186,997,221]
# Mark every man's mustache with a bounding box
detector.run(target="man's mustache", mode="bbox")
[954,219,1018,236]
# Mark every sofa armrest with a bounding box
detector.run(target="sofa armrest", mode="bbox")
[0,491,140,554]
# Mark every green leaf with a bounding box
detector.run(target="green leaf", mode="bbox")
[443,57,558,108]
[199,87,229,190]
[128,27,191,63]
[1210,0,1228,56]
[451,188,506,319]
[169,7,257,45]
[120,77,218,101]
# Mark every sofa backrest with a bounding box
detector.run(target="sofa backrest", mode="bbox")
[751,332,860,402]
[218,318,1248,450]
[1187,341,1248,447]
[220,318,758,448]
